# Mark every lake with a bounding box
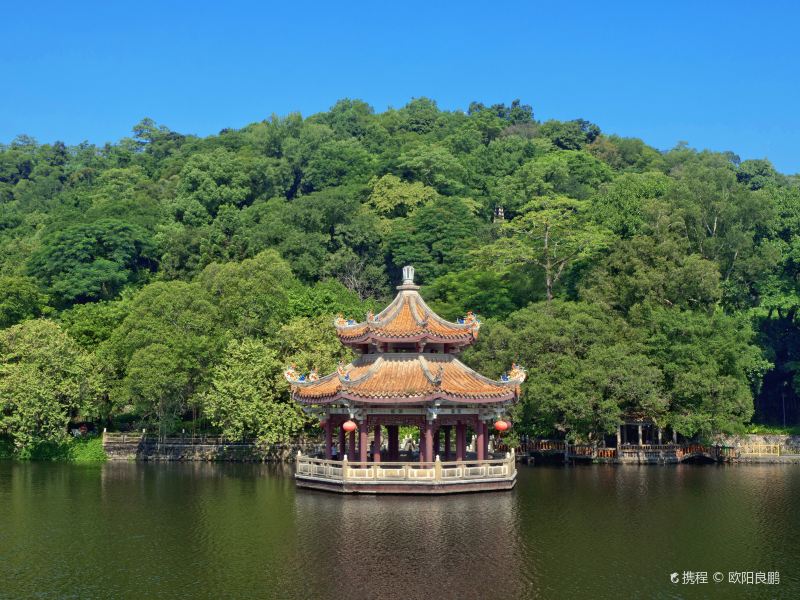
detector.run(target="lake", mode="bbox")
[1,461,798,599]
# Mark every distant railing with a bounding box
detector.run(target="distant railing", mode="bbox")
[103,432,249,446]
[296,452,516,483]
[738,444,782,456]
[519,439,737,462]
[102,431,322,451]
[526,440,566,452]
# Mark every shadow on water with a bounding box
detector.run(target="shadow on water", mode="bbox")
[1,461,799,599]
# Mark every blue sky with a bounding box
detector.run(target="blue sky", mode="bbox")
[2,1,798,173]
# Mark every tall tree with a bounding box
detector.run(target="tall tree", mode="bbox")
[203,338,305,443]
[481,196,609,302]
[0,320,97,450]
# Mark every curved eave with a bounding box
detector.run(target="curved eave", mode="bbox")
[292,389,519,405]
[334,286,478,346]
[336,331,476,347]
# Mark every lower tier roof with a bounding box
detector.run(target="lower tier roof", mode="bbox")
[287,353,523,405]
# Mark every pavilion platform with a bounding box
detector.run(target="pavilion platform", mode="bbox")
[295,451,517,494]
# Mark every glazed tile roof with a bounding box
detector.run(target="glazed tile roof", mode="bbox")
[334,285,479,347]
[290,353,521,405]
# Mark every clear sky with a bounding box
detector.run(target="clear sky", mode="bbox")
[2,0,798,173]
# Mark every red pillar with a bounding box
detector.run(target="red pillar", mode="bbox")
[388,425,398,460]
[424,421,434,463]
[433,427,440,458]
[418,425,425,463]
[482,421,489,458]
[456,422,465,461]
[477,421,485,461]
[325,420,332,459]
[373,424,381,463]
[444,426,451,460]
[359,421,368,463]
[348,430,356,460]
[338,425,346,459]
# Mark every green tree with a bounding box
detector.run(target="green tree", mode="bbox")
[582,234,721,313]
[0,275,47,328]
[301,139,375,192]
[198,250,300,337]
[387,196,484,282]
[480,196,609,302]
[103,281,222,431]
[590,172,671,237]
[630,304,769,437]
[0,320,97,450]
[539,119,600,150]
[737,159,778,190]
[467,301,665,441]
[426,268,521,320]
[367,174,438,219]
[28,218,157,306]
[203,338,305,443]
[270,314,354,374]
[396,145,468,195]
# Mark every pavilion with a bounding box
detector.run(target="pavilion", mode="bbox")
[287,266,524,494]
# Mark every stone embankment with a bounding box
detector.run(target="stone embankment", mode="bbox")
[103,431,321,462]
[715,434,800,463]
[104,431,800,464]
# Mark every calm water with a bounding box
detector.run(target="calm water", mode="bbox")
[1,462,798,600]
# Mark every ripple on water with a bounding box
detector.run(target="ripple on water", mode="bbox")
[0,462,798,599]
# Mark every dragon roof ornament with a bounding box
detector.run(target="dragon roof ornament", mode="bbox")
[501,362,527,383]
[284,365,320,385]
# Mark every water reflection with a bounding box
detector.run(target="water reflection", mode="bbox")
[0,462,799,599]
[294,487,531,598]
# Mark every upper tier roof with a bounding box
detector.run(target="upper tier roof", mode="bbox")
[334,267,480,349]
[286,353,525,405]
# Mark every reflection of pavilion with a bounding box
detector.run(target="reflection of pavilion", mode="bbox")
[287,266,524,494]
[292,481,531,598]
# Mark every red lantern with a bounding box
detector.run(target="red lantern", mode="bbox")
[319,420,327,429]
[494,420,510,432]
[342,420,357,432]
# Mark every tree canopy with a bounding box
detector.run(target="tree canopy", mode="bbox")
[1,97,798,448]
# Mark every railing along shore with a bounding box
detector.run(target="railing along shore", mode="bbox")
[103,432,800,463]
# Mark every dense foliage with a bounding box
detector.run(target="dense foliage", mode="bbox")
[1,98,798,450]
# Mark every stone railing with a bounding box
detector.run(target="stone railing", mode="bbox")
[296,451,516,483]
[736,444,780,456]
[102,431,323,462]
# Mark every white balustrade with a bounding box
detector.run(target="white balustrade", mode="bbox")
[295,455,515,484]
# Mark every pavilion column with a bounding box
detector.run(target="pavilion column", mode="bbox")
[359,421,368,463]
[348,430,356,460]
[387,425,398,460]
[339,425,346,459]
[657,427,662,445]
[419,425,426,463]
[456,422,465,461]
[637,424,643,446]
[424,420,434,463]
[324,420,332,460]
[673,429,678,444]
[616,425,621,449]
[477,421,485,461]
[433,427,440,458]
[482,421,489,458]
[444,426,452,460]
[373,424,382,463]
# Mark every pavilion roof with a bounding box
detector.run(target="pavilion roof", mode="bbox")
[334,284,480,348]
[287,353,524,405]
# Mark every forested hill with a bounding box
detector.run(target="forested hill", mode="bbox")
[1,98,799,452]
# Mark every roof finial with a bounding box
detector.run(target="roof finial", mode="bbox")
[402,265,415,285]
